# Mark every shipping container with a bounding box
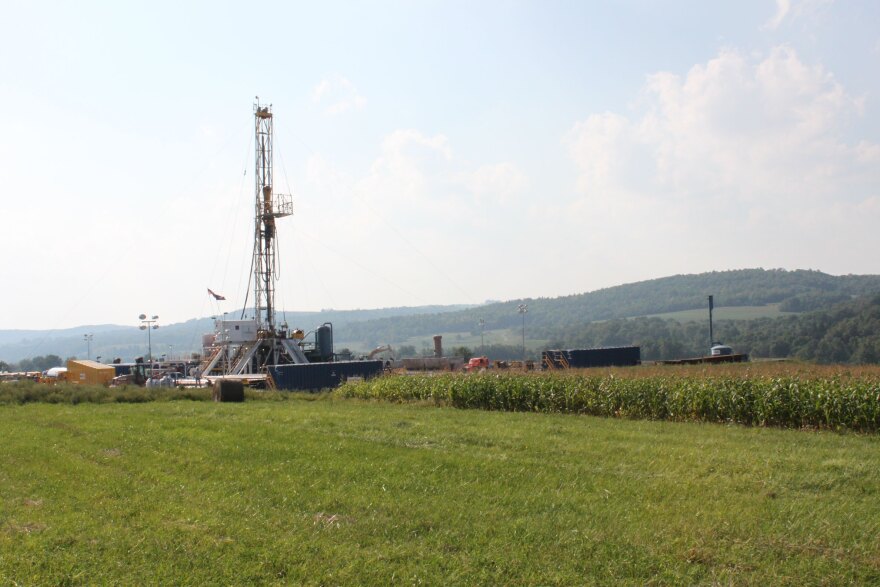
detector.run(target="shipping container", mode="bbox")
[269,360,384,392]
[66,359,116,385]
[542,346,641,369]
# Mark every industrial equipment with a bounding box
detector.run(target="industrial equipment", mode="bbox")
[197,103,385,390]
[367,345,393,359]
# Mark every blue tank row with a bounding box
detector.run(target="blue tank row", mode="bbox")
[542,346,641,369]
[269,360,384,391]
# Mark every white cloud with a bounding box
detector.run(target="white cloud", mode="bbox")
[763,0,791,30]
[285,129,536,309]
[762,0,836,31]
[463,162,529,204]
[356,129,453,208]
[565,45,879,271]
[311,75,366,115]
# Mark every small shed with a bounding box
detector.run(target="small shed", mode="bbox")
[66,360,115,386]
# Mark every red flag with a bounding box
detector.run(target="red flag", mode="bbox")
[207,288,226,301]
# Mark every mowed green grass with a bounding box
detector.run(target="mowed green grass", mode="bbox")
[2,398,879,585]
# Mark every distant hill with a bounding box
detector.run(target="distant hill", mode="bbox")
[547,293,880,364]
[4,269,879,365]
[335,269,880,348]
[0,324,128,346]
[0,304,474,364]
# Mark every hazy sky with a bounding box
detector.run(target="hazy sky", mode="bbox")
[1,0,878,330]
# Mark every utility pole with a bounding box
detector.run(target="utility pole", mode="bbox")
[83,333,93,360]
[517,304,528,361]
[707,295,714,348]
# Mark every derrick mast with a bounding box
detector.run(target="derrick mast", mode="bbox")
[253,101,292,334]
[197,102,312,379]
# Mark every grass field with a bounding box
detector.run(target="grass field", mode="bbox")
[2,393,879,584]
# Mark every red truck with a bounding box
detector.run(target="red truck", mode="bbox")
[462,356,490,373]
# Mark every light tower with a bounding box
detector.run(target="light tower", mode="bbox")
[83,333,93,360]
[252,99,293,336]
[139,314,159,370]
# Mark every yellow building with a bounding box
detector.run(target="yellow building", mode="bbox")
[66,359,115,386]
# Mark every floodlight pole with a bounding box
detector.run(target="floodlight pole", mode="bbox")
[139,314,160,371]
[517,304,528,361]
[479,318,485,355]
[83,333,93,360]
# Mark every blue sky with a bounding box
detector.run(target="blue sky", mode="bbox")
[1,0,878,329]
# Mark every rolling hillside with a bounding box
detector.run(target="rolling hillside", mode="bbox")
[546,293,880,364]
[0,305,473,364]
[3,269,879,365]
[335,269,880,348]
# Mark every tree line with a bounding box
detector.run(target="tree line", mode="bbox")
[1,354,66,373]
[540,293,880,363]
[338,269,880,347]
[386,294,880,364]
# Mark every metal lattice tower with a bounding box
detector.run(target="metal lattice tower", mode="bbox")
[253,100,292,334]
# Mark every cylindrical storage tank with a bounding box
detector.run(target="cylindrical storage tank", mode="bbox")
[433,335,443,358]
[710,345,733,356]
[316,325,333,361]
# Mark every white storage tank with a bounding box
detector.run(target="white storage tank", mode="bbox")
[710,344,734,356]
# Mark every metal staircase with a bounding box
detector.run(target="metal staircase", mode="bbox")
[543,351,570,370]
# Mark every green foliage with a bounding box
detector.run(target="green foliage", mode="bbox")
[779,292,852,312]
[450,346,473,360]
[396,344,417,357]
[0,381,215,404]
[337,269,880,344]
[547,294,880,363]
[14,354,64,372]
[339,370,880,431]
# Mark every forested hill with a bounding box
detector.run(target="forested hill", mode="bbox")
[546,293,880,364]
[340,269,880,344]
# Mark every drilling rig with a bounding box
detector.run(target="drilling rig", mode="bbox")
[252,102,290,339]
[198,100,315,377]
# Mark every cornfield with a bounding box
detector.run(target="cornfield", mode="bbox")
[338,367,880,431]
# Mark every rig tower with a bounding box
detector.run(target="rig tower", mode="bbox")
[197,102,317,379]
[253,100,293,336]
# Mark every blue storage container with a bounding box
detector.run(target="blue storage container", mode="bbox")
[542,346,640,369]
[269,360,384,391]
